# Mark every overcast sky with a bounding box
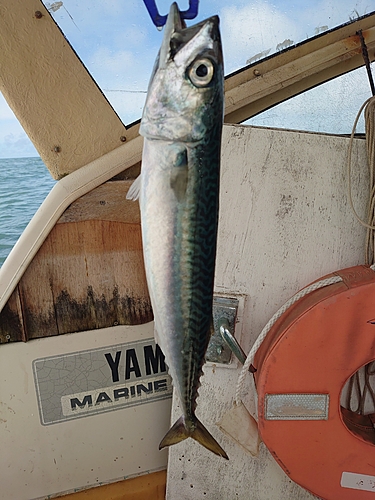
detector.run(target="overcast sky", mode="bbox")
[0,0,373,158]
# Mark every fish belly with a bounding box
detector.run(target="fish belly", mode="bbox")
[140,137,219,417]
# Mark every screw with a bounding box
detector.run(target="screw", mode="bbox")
[120,136,126,142]
[216,345,223,355]
[5,335,11,341]
[114,321,119,326]
[253,69,261,76]
[53,146,61,153]
[35,11,43,19]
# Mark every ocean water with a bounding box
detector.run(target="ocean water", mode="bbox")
[0,157,56,267]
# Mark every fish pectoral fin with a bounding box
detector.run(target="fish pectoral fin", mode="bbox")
[170,148,188,200]
[159,415,229,459]
[126,174,141,201]
[170,167,188,200]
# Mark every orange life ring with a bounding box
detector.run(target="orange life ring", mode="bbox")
[253,265,375,500]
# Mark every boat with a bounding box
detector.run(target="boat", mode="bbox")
[0,1,375,498]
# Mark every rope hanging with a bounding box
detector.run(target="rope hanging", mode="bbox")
[346,95,375,414]
[364,97,375,265]
[347,95,375,264]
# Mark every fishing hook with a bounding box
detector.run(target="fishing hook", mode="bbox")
[142,0,199,28]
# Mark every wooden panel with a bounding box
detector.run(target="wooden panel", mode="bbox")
[52,220,151,334]
[18,239,58,339]
[58,181,141,224]
[0,138,143,317]
[0,286,25,343]
[8,180,152,339]
[57,471,166,500]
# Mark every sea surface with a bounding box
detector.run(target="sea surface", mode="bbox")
[0,157,56,267]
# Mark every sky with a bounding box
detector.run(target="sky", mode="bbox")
[0,0,373,158]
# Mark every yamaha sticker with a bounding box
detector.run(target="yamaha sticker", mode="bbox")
[33,338,172,425]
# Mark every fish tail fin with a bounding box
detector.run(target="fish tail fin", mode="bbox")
[159,415,229,460]
[192,418,229,459]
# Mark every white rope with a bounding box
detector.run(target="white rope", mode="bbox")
[235,274,343,406]
[365,97,375,265]
[347,97,374,230]
[347,95,375,264]
[346,95,375,412]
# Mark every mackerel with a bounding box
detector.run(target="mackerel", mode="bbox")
[128,3,227,459]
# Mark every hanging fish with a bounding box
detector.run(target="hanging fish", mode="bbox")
[127,2,227,459]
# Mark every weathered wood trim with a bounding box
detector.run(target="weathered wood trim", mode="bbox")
[0,180,152,342]
[56,470,166,500]
[0,136,143,316]
[58,181,141,224]
[0,286,26,342]
[224,13,375,123]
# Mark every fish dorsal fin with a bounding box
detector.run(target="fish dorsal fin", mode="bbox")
[126,175,141,201]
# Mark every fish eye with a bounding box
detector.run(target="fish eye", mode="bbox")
[188,58,214,88]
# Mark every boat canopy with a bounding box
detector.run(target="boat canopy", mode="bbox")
[0,1,374,175]
[42,0,375,131]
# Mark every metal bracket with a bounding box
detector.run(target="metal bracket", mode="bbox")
[206,296,239,364]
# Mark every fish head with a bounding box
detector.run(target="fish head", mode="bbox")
[140,2,224,143]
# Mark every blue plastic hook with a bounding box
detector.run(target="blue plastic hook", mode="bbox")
[143,1,199,28]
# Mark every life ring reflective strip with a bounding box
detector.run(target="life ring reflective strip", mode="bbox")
[253,265,375,500]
